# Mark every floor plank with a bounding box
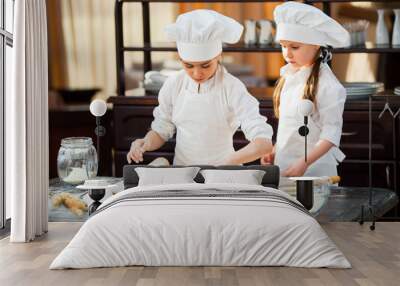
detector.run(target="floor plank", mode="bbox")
[0,222,399,286]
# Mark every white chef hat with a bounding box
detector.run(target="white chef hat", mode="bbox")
[274,2,350,48]
[165,9,243,62]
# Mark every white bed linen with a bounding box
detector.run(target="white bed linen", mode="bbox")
[50,183,350,269]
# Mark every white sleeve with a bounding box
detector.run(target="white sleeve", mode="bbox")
[150,78,176,141]
[317,84,346,146]
[228,81,273,141]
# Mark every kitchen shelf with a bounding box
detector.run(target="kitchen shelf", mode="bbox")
[371,94,400,99]
[120,0,284,2]
[119,0,399,3]
[115,0,400,95]
[122,43,400,53]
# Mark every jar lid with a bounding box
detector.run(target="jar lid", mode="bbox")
[77,178,117,190]
[61,137,93,148]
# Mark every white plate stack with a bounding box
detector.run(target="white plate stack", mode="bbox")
[144,71,169,95]
[394,87,400,96]
[343,82,384,100]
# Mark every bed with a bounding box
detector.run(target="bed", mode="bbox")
[50,165,350,269]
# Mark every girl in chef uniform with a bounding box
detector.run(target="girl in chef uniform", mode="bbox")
[261,2,350,177]
[127,9,273,166]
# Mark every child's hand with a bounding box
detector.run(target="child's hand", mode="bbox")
[260,153,275,165]
[282,159,308,177]
[127,139,148,164]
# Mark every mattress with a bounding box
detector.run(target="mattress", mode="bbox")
[50,183,350,269]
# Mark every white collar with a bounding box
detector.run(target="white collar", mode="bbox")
[185,65,225,94]
[280,64,316,79]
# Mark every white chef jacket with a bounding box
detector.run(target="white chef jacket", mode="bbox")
[274,63,346,177]
[151,65,273,165]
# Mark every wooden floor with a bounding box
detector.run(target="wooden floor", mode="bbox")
[0,222,399,286]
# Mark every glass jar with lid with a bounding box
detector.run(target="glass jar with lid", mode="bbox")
[57,137,98,185]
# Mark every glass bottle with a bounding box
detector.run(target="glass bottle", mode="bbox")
[376,9,389,45]
[392,9,400,46]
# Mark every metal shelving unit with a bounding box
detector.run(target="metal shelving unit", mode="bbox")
[361,94,400,229]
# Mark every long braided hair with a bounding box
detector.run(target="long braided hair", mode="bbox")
[273,47,331,118]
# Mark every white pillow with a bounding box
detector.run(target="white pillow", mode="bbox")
[200,169,266,185]
[135,167,200,186]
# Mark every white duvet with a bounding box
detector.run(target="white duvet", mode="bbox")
[50,183,350,269]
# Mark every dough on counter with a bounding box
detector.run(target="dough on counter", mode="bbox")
[52,192,87,216]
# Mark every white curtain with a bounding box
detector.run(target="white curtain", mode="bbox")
[6,0,49,242]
